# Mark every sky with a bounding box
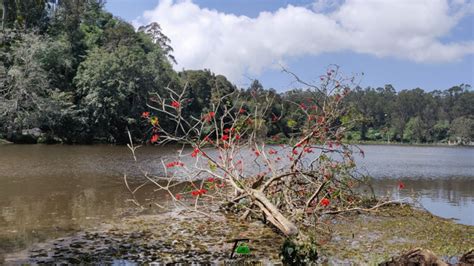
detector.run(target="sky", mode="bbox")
[105,0,474,91]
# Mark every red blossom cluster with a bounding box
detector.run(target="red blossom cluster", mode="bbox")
[320,197,330,207]
[150,134,159,143]
[166,161,184,168]
[398,181,405,189]
[171,100,180,108]
[191,189,207,196]
[191,148,200,158]
[203,111,215,122]
[268,148,278,155]
[252,148,260,157]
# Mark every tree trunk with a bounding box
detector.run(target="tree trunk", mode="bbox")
[250,189,299,236]
[2,0,6,30]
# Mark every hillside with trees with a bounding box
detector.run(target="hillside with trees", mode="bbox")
[1,0,473,145]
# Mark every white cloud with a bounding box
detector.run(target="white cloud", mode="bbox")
[137,0,474,83]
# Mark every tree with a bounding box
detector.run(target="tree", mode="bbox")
[74,39,176,142]
[0,0,47,30]
[403,116,426,142]
[450,116,474,144]
[138,22,176,64]
[128,67,374,259]
[0,33,70,141]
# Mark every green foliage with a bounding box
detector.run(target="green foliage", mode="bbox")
[281,237,318,264]
[403,116,425,143]
[344,84,473,144]
[0,33,73,141]
[0,1,472,144]
[450,116,474,144]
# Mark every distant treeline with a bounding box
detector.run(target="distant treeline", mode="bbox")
[1,0,473,144]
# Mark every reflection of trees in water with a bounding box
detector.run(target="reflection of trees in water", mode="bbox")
[0,186,133,253]
[370,178,474,206]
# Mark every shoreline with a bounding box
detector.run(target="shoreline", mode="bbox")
[3,205,473,264]
[1,139,473,148]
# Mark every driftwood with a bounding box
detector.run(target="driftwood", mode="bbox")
[250,189,299,236]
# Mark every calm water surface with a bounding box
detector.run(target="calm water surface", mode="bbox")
[0,144,473,255]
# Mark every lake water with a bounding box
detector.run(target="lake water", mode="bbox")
[0,144,473,256]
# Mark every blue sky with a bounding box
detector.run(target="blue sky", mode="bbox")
[106,0,474,91]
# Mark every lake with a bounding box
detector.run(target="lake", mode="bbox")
[0,144,473,256]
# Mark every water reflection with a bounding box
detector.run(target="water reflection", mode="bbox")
[369,178,474,225]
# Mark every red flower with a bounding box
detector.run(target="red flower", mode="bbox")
[141,111,150,118]
[166,161,184,168]
[175,194,182,200]
[207,177,216,183]
[191,147,200,158]
[191,189,207,197]
[300,103,307,110]
[221,134,229,141]
[268,149,278,155]
[398,181,405,189]
[239,108,246,114]
[255,150,261,157]
[303,147,313,153]
[171,100,180,108]
[292,149,299,155]
[320,198,330,207]
[235,134,241,140]
[203,111,215,122]
[150,134,159,143]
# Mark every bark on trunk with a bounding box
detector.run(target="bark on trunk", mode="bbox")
[250,189,299,236]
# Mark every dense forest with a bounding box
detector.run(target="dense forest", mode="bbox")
[1,0,473,145]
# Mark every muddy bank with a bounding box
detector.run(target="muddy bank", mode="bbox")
[4,208,283,264]
[318,205,474,264]
[4,205,473,265]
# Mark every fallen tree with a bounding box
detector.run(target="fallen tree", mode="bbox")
[126,66,375,258]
